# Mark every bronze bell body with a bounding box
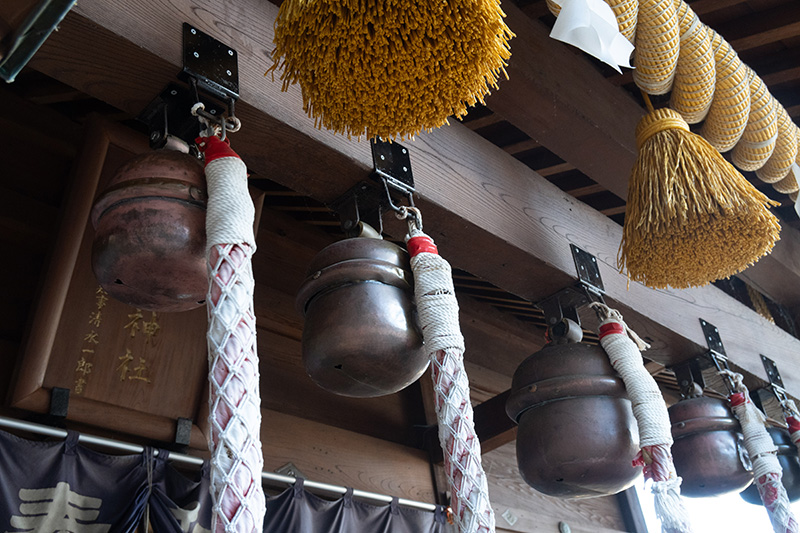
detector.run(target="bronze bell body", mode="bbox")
[669,396,752,497]
[741,427,800,504]
[91,150,207,312]
[506,341,641,498]
[296,238,428,398]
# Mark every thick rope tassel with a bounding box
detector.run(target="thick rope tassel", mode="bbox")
[405,214,495,533]
[591,303,692,533]
[200,135,265,533]
[722,371,799,533]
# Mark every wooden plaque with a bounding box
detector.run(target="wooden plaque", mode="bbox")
[12,115,214,448]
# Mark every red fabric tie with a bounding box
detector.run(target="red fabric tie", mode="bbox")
[729,392,747,407]
[407,236,438,258]
[197,135,241,164]
[599,322,625,339]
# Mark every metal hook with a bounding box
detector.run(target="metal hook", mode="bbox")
[382,178,421,231]
[188,77,238,140]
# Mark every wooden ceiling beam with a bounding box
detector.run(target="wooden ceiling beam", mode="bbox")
[688,0,747,16]
[462,113,504,131]
[29,1,800,394]
[536,161,576,177]
[761,66,800,87]
[503,138,541,155]
[722,3,800,52]
[488,2,641,199]
[565,183,606,197]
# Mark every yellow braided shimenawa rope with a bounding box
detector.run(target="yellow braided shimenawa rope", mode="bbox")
[269,0,514,140]
[620,105,781,289]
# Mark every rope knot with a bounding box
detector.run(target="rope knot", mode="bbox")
[590,302,650,351]
[635,108,691,149]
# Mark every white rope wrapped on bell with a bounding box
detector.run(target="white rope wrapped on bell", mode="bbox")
[200,135,265,532]
[721,370,798,533]
[590,303,693,533]
[402,208,495,533]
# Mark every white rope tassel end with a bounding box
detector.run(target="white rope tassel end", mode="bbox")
[405,212,495,533]
[202,136,265,533]
[722,371,799,533]
[591,302,692,533]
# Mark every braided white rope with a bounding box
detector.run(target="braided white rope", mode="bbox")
[406,222,495,533]
[722,371,798,533]
[590,303,692,533]
[205,152,265,532]
[206,158,256,252]
[783,399,800,451]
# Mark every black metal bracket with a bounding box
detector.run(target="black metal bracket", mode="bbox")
[332,140,417,237]
[174,417,193,447]
[49,387,70,419]
[760,354,791,408]
[571,244,605,297]
[370,139,416,219]
[537,246,605,342]
[331,182,388,237]
[179,23,239,102]
[672,358,706,398]
[698,318,735,393]
[699,319,726,357]
[138,83,225,150]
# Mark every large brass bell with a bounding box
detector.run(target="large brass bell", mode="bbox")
[296,237,428,397]
[506,319,640,498]
[670,396,752,497]
[740,426,800,504]
[91,149,207,312]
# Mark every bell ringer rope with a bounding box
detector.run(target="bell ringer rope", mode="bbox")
[782,399,800,453]
[721,370,799,533]
[199,135,265,532]
[402,208,495,533]
[591,303,693,533]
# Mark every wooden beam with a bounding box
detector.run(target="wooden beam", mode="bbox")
[30,2,800,396]
[487,3,641,199]
[601,205,627,216]
[474,390,516,454]
[503,138,540,155]
[537,162,576,177]
[520,1,553,19]
[720,2,800,53]
[688,0,747,16]
[566,183,606,198]
[463,113,504,131]
[762,66,800,87]
[738,223,800,307]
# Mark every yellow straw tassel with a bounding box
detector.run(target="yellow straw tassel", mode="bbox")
[620,106,781,289]
[268,0,514,140]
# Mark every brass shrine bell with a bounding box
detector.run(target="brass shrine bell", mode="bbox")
[740,427,800,504]
[91,149,208,312]
[669,396,752,497]
[506,324,640,498]
[296,237,428,398]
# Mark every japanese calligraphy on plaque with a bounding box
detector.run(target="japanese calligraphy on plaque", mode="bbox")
[10,117,260,447]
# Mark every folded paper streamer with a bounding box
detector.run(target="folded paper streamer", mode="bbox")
[793,165,800,219]
[549,0,634,73]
